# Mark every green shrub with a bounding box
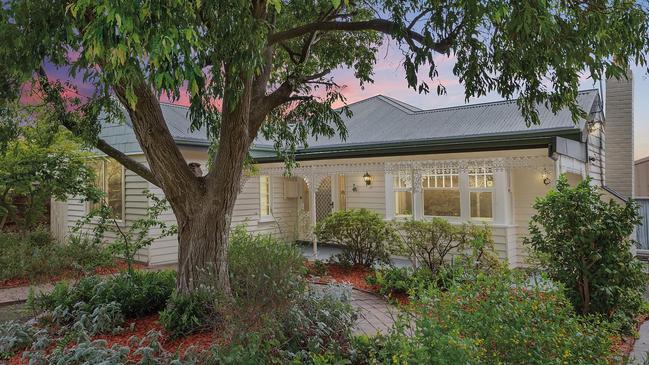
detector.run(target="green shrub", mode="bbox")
[0,321,38,359]
[314,209,399,267]
[0,228,112,282]
[228,225,306,312]
[160,289,219,338]
[31,270,175,319]
[368,266,434,297]
[363,271,613,365]
[525,175,646,330]
[398,218,501,276]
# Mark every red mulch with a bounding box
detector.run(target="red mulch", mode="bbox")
[612,314,649,362]
[305,261,379,293]
[0,260,146,289]
[9,314,216,364]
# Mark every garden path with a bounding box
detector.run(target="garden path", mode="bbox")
[630,320,649,364]
[351,289,397,336]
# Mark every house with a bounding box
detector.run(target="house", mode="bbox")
[50,75,634,268]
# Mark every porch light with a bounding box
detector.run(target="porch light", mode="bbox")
[542,169,551,185]
[363,172,372,186]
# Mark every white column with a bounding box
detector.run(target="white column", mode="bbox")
[412,169,423,220]
[493,170,510,225]
[309,176,318,259]
[384,170,395,220]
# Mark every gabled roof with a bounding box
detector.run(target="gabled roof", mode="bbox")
[254,89,600,150]
[98,90,601,159]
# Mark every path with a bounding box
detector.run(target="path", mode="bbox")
[630,321,649,364]
[351,289,397,336]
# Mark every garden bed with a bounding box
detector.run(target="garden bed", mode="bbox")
[0,260,146,290]
[7,314,217,365]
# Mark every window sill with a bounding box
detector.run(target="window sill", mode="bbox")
[258,216,275,223]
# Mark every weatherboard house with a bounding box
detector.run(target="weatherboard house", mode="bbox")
[51,75,634,267]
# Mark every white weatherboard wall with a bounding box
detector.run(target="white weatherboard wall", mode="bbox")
[605,70,634,197]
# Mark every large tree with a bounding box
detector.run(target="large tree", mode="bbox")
[1,0,647,294]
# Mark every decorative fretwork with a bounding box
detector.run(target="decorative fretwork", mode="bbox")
[315,176,332,222]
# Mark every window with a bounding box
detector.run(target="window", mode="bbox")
[260,175,272,217]
[89,158,124,220]
[422,168,460,217]
[468,165,494,219]
[393,171,412,216]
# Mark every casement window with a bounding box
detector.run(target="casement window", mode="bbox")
[88,158,124,220]
[259,175,272,218]
[468,164,494,219]
[422,168,461,217]
[393,170,413,216]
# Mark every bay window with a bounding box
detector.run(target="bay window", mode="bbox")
[422,168,460,217]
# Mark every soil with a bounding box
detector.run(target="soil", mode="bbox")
[0,260,147,290]
[305,261,379,292]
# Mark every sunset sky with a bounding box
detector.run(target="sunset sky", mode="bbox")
[325,43,649,161]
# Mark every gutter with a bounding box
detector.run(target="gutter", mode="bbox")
[253,128,582,163]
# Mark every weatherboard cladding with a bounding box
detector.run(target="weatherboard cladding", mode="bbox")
[98,90,598,155]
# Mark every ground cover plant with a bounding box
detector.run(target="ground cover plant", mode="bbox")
[526,176,647,333]
[0,228,113,286]
[359,270,614,365]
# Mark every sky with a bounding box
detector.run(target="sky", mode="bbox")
[327,43,649,161]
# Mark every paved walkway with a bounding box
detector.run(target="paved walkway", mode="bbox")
[351,289,397,336]
[630,321,649,364]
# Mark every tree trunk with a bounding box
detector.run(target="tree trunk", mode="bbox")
[175,200,233,295]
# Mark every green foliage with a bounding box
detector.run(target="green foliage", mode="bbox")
[31,270,176,319]
[315,209,399,267]
[367,266,434,297]
[398,218,501,275]
[74,190,177,273]
[0,105,100,230]
[228,225,306,311]
[362,271,613,365]
[0,321,39,360]
[525,176,646,329]
[160,289,219,339]
[0,228,112,282]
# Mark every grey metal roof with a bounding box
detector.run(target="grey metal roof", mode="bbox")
[99,90,600,156]
[254,89,600,149]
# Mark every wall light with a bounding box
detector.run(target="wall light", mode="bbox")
[363,172,372,186]
[542,169,552,185]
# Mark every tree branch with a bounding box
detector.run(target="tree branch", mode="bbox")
[36,67,160,187]
[268,19,452,54]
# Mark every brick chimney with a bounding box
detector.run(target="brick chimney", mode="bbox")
[605,68,634,198]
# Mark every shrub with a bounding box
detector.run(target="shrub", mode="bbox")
[525,176,646,328]
[398,218,500,275]
[368,266,434,297]
[363,271,613,364]
[0,321,38,359]
[228,225,306,313]
[0,228,112,282]
[160,289,219,338]
[31,270,175,319]
[314,209,399,267]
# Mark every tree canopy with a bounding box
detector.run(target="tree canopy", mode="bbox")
[1,0,647,293]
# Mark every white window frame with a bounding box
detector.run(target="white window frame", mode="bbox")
[421,168,461,220]
[259,175,274,222]
[467,164,495,221]
[87,158,125,221]
[392,170,414,219]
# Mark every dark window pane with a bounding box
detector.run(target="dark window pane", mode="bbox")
[423,189,460,217]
